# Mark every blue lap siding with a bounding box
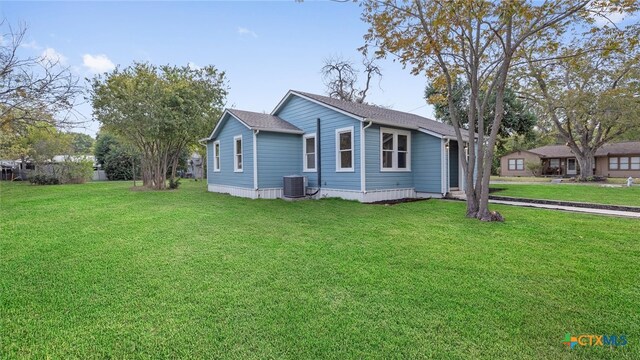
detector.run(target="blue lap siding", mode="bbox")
[207,114,254,188]
[275,96,360,190]
[412,132,442,193]
[364,125,442,193]
[256,132,303,188]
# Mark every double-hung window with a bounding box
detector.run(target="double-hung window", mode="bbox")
[631,156,640,170]
[303,133,317,172]
[336,127,354,172]
[380,128,411,171]
[234,135,243,172]
[213,140,220,172]
[508,158,524,171]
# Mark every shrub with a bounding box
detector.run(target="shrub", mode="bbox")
[169,178,181,189]
[104,148,138,180]
[60,159,94,184]
[526,161,542,176]
[30,174,60,185]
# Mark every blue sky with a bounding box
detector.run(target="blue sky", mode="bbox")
[1,1,435,137]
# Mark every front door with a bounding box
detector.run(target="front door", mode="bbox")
[567,158,577,175]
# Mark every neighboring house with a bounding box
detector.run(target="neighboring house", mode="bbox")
[203,90,471,202]
[500,142,640,178]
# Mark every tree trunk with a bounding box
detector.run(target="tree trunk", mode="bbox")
[576,153,595,181]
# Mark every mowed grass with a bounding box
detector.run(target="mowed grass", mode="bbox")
[1,181,638,359]
[491,183,640,207]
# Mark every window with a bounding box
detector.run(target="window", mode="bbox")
[213,141,220,172]
[508,158,524,171]
[619,157,629,170]
[234,135,242,172]
[380,128,411,171]
[549,159,560,168]
[303,133,316,172]
[631,157,640,170]
[335,126,354,172]
[609,157,619,170]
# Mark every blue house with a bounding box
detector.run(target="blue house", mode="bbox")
[203,90,469,202]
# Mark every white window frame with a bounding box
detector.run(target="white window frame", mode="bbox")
[233,135,243,172]
[379,127,411,172]
[213,140,221,172]
[631,156,640,170]
[303,133,317,173]
[335,126,354,172]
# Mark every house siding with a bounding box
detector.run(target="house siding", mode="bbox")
[276,96,360,190]
[364,125,413,190]
[500,151,541,177]
[256,131,303,188]
[595,155,640,178]
[208,114,254,188]
[412,131,442,193]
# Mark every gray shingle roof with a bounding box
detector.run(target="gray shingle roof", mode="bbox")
[528,141,640,158]
[227,109,303,134]
[290,90,468,138]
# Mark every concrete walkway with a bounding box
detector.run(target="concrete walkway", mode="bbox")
[447,192,640,218]
[489,199,640,219]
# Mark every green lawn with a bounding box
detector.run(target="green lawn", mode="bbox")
[1,181,638,359]
[491,183,640,207]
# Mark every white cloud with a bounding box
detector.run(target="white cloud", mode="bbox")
[237,27,258,38]
[82,54,115,73]
[188,61,201,70]
[21,40,42,50]
[41,47,68,65]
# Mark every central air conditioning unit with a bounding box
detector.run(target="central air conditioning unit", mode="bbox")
[283,175,306,198]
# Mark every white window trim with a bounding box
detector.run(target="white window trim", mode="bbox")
[379,127,411,172]
[213,140,221,172]
[335,126,355,172]
[303,133,317,173]
[233,135,243,173]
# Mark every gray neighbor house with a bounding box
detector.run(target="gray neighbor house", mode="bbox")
[203,90,471,202]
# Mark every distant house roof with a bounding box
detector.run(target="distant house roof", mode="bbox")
[273,90,470,139]
[205,109,304,140]
[521,141,640,158]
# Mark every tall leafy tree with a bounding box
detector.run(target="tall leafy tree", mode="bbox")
[361,0,639,221]
[519,26,640,180]
[89,62,227,190]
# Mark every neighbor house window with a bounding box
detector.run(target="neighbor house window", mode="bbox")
[609,157,619,170]
[234,135,242,172]
[631,156,640,170]
[380,128,411,171]
[303,133,316,172]
[619,157,629,170]
[213,140,220,172]
[549,159,560,168]
[335,126,354,172]
[508,158,524,171]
